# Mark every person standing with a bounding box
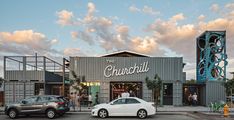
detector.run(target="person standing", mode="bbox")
[192,92,198,106]
[129,90,136,97]
[95,92,99,105]
[188,94,193,106]
[121,90,130,98]
[88,93,92,109]
[69,92,76,111]
[76,93,80,108]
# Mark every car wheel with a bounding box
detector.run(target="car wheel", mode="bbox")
[8,109,18,119]
[98,109,108,118]
[46,109,56,119]
[137,109,147,119]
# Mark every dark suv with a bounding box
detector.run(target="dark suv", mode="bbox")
[4,95,70,119]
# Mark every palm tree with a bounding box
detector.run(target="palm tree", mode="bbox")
[145,74,162,112]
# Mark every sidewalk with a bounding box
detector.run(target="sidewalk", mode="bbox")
[1,106,234,113]
[157,105,234,112]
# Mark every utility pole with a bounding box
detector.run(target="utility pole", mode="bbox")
[62,58,65,96]
[62,58,70,96]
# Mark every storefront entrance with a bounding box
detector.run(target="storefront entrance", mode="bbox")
[110,82,142,101]
[183,84,205,106]
[163,83,173,105]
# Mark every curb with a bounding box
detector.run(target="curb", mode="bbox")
[156,111,200,119]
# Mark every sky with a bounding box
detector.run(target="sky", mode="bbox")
[0,0,234,80]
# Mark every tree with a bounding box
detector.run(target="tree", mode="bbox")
[0,77,4,89]
[186,79,196,84]
[223,78,234,107]
[70,71,86,95]
[224,78,234,96]
[145,74,162,112]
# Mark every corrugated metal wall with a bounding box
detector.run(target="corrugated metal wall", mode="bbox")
[70,57,184,105]
[205,81,226,106]
[4,81,35,104]
[4,70,45,105]
[5,71,45,81]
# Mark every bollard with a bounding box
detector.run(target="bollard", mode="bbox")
[223,104,229,117]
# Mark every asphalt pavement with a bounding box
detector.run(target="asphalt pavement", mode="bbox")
[1,113,198,120]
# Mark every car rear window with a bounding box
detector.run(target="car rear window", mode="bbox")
[56,97,66,102]
[126,98,140,104]
[41,96,57,102]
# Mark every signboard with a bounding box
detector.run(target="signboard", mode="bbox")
[104,61,150,78]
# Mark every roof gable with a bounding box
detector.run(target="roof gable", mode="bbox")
[102,51,149,57]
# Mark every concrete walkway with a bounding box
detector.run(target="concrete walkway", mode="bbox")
[1,105,234,113]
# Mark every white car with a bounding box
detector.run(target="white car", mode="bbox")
[91,97,156,119]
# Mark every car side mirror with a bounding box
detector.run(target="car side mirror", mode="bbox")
[110,102,114,105]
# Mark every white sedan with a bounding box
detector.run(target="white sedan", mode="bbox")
[91,97,156,119]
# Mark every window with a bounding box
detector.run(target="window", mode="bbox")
[41,96,56,102]
[35,83,44,95]
[23,97,38,104]
[113,99,126,104]
[126,98,140,104]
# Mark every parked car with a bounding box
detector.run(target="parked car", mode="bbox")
[91,97,156,119]
[4,95,70,119]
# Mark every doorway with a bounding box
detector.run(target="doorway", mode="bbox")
[183,84,205,106]
[163,83,173,105]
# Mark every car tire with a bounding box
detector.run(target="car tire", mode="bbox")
[46,109,56,119]
[137,109,147,119]
[8,109,18,119]
[98,109,108,118]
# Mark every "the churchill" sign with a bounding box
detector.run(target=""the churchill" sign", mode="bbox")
[104,61,150,78]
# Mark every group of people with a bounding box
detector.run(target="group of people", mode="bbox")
[117,90,136,99]
[68,92,99,111]
[188,92,198,106]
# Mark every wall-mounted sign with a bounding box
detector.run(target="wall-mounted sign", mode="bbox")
[104,61,150,78]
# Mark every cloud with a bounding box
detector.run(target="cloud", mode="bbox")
[142,6,160,15]
[70,31,78,39]
[84,2,96,23]
[51,39,59,45]
[129,5,141,12]
[63,48,85,56]
[0,30,59,56]
[129,5,160,15]
[225,3,234,9]
[77,31,94,45]
[170,13,185,22]
[130,36,158,54]
[56,10,76,26]
[198,14,205,21]
[210,4,220,12]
